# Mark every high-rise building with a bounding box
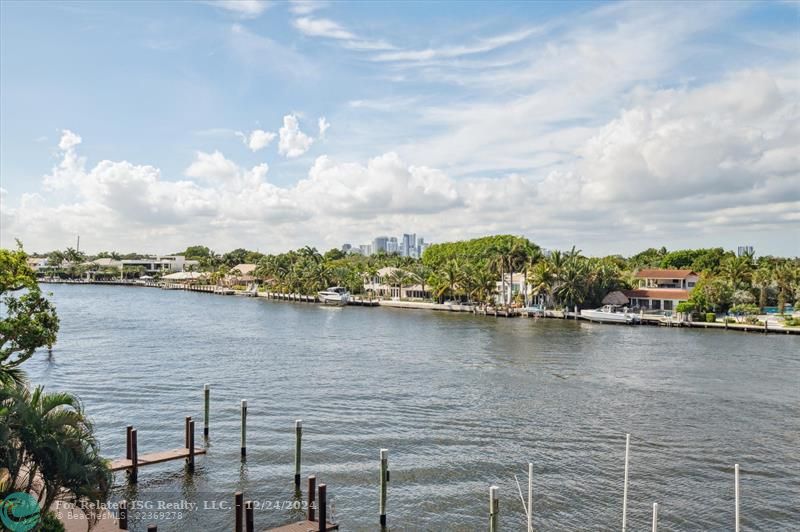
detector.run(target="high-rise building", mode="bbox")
[401,233,416,257]
[372,236,389,254]
[737,245,754,257]
[341,243,352,253]
[359,244,372,256]
[387,237,398,254]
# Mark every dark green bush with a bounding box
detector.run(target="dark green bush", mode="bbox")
[705,312,717,323]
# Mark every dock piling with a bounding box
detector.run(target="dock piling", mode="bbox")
[380,448,389,528]
[241,400,247,458]
[234,491,243,532]
[118,500,127,530]
[735,464,740,532]
[184,416,192,448]
[318,483,327,532]
[527,463,532,532]
[130,429,138,483]
[188,420,196,470]
[652,502,659,532]
[126,426,133,459]
[308,475,316,522]
[489,486,499,532]
[204,384,210,438]
[294,420,302,489]
[622,433,630,532]
[245,500,254,532]
[147,526,157,532]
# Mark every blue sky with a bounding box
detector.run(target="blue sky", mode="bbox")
[1,0,798,255]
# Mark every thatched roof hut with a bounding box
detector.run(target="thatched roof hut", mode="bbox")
[602,291,629,306]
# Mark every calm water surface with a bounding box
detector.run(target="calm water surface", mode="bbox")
[25,285,800,531]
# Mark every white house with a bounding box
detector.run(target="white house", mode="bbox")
[623,269,699,311]
[363,266,429,299]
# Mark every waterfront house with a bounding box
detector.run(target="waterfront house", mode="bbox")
[494,272,529,306]
[224,263,257,287]
[363,266,430,299]
[26,257,48,271]
[622,269,699,311]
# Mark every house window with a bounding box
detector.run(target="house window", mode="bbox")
[688,282,695,288]
[652,300,661,310]
[663,300,673,311]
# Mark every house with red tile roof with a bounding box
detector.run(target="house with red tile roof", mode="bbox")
[623,269,699,312]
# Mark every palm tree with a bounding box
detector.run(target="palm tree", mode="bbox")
[410,264,432,300]
[387,269,411,299]
[0,385,111,516]
[470,265,496,305]
[774,263,797,314]
[555,257,588,308]
[528,261,555,307]
[751,265,772,310]
[721,255,753,289]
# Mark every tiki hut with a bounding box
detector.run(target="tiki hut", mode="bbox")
[602,290,630,306]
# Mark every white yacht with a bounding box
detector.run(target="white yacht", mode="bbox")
[581,305,639,324]
[317,286,350,306]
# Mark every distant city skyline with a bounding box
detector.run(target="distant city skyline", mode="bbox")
[1,1,798,256]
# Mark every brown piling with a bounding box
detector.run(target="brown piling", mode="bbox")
[318,484,327,532]
[234,491,243,532]
[307,475,316,522]
[126,426,133,459]
[188,420,196,470]
[245,501,254,532]
[130,429,138,483]
[118,500,128,530]
[184,416,192,448]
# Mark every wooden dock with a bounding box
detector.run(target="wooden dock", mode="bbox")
[110,447,206,471]
[265,520,338,531]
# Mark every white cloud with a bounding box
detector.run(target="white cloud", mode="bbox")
[185,151,241,181]
[293,17,354,40]
[58,129,82,151]
[210,0,271,18]
[317,117,330,139]
[236,129,276,152]
[372,27,539,62]
[288,0,327,15]
[278,114,314,158]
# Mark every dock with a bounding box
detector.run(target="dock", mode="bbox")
[110,447,206,472]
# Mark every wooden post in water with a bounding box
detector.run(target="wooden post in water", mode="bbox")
[188,420,196,470]
[734,464,740,532]
[651,503,659,532]
[622,433,630,532]
[184,416,192,448]
[380,449,389,528]
[130,429,138,483]
[204,384,210,438]
[146,526,157,532]
[126,426,133,459]
[307,475,316,522]
[318,483,327,532]
[527,463,532,532]
[118,500,127,530]
[245,500,254,532]
[240,400,247,458]
[489,486,499,532]
[234,491,243,532]
[294,420,303,489]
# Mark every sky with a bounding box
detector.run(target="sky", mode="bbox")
[0,0,798,257]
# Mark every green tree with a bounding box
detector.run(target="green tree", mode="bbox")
[1,246,60,386]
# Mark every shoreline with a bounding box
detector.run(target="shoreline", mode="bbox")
[39,279,800,335]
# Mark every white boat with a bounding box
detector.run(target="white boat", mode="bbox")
[317,286,350,306]
[581,305,639,324]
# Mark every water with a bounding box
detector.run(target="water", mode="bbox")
[24,285,800,531]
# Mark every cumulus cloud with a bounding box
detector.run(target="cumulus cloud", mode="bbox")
[3,65,798,255]
[278,114,314,158]
[288,0,327,15]
[58,129,82,151]
[236,129,277,152]
[317,117,330,139]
